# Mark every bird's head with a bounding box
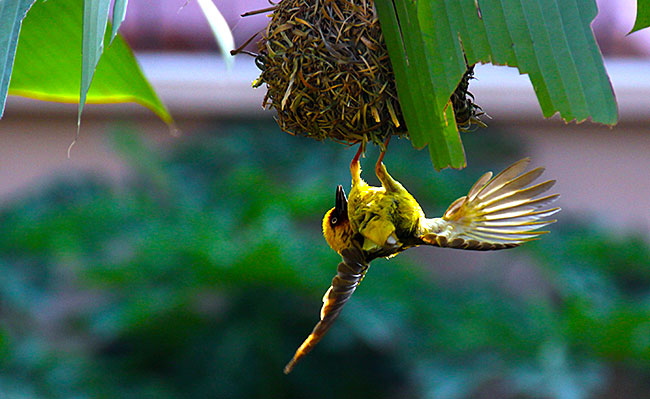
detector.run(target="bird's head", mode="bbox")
[322,185,353,254]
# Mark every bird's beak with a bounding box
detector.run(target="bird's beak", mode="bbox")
[335,185,348,215]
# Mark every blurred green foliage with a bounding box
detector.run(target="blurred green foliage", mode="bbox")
[0,122,648,399]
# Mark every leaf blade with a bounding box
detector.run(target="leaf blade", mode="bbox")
[80,0,112,127]
[374,0,465,170]
[196,0,234,69]
[0,0,35,118]
[631,0,650,34]
[448,0,617,124]
[375,0,618,170]
[110,0,128,44]
[9,0,171,124]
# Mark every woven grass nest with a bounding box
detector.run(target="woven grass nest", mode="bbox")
[253,0,483,146]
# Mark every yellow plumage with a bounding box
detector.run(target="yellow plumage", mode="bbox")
[346,152,560,255]
[348,155,424,252]
[284,147,560,373]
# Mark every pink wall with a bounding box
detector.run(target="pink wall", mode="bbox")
[0,109,648,233]
[116,0,650,57]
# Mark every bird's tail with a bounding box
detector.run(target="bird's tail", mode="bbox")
[283,247,369,374]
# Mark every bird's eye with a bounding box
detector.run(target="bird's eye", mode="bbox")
[331,217,338,225]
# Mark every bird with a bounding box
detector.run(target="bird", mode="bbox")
[283,145,560,373]
[348,146,560,255]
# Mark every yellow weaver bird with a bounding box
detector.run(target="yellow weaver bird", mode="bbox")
[284,146,560,373]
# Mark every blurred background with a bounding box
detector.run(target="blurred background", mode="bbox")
[0,1,649,398]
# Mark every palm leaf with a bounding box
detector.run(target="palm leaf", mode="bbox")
[375,0,617,170]
[0,0,36,118]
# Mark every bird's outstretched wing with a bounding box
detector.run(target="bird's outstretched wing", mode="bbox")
[283,246,369,374]
[420,158,560,250]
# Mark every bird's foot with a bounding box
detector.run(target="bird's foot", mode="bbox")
[375,135,392,182]
[350,143,364,184]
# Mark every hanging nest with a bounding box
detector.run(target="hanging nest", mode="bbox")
[451,65,486,132]
[252,0,484,146]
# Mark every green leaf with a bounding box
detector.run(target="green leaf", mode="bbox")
[631,0,650,34]
[196,0,234,68]
[0,0,35,118]
[110,0,128,44]
[8,0,171,125]
[374,0,465,170]
[80,0,112,128]
[376,0,618,170]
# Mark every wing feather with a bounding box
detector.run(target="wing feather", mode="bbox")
[478,167,545,203]
[482,208,561,224]
[467,171,493,201]
[475,220,554,233]
[476,158,531,200]
[481,180,555,209]
[283,246,368,374]
[420,159,559,250]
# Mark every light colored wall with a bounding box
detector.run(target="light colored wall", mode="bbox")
[1,55,648,233]
[0,114,124,200]
[497,121,650,233]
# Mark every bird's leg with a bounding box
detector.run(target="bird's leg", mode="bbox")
[375,135,391,171]
[350,142,364,186]
[375,136,401,191]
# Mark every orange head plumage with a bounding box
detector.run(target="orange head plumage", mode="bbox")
[322,185,353,254]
